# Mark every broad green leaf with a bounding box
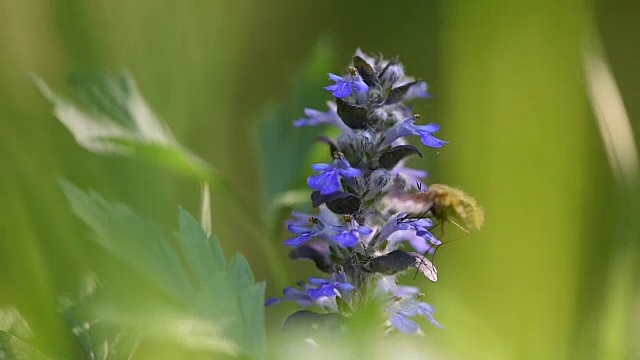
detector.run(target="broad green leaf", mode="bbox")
[176,207,226,281]
[61,181,265,359]
[254,39,336,210]
[33,72,216,183]
[228,254,265,360]
[35,71,286,287]
[59,179,194,303]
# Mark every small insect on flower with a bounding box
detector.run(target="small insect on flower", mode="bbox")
[387,184,485,233]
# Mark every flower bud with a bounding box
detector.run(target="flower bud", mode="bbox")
[337,130,376,163]
[379,61,405,88]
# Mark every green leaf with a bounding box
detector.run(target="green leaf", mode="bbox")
[0,331,53,360]
[0,307,32,340]
[254,39,336,210]
[176,208,226,281]
[35,70,286,286]
[59,179,194,303]
[229,254,265,359]
[61,181,265,359]
[33,72,216,183]
[0,308,52,360]
[229,253,255,286]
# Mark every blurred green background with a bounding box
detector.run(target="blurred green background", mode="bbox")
[1,0,639,359]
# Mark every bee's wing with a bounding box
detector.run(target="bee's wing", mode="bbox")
[410,252,437,282]
[383,193,433,213]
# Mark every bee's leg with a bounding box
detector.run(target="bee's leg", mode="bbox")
[429,244,441,264]
[428,220,442,235]
[429,221,471,263]
[449,219,470,235]
[437,222,472,247]
[412,266,420,280]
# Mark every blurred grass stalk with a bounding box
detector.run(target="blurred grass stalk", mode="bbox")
[439,1,592,359]
[584,32,640,359]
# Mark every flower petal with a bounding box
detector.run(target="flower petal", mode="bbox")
[307,170,340,195]
[338,167,361,178]
[406,81,429,99]
[324,84,339,91]
[283,233,311,246]
[311,163,332,171]
[418,133,448,148]
[390,314,419,334]
[332,82,352,98]
[353,80,369,92]
[416,228,441,246]
[308,284,338,299]
[328,73,344,82]
[415,122,440,133]
[336,282,355,291]
[287,224,311,234]
[292,118,310,127]
[308,276,331,285]
[332,230,358,247]
[265,297,280,306]
[357,225,373,235]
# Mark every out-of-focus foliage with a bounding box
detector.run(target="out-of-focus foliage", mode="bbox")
[254,39,336,212]
[0,307,53,360]
[34,73,216,184]
[252,40,338,290]
[61,181,266,359]
[37,67,289,291]
[2,181,266,359]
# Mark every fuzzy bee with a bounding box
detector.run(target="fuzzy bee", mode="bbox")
[386,183,485,233]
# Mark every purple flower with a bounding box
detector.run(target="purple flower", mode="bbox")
[286,207,340,228]
[324,68,369,98]
[286,211,316,227]
[265,285,315,306]
[284,217,330,246]
[307,153,361,195]
[388,230,435,254]
[386,298,443,334]
[403,81,430,100]
[376,213,406,244]
[383,115,447,148]
[402,218,441,246]
[331,217,372,247]
[307,270,355,299]
[293,101,341,127]
[375,276,420,298]
[414,226,441,246]
[376,213,440,249]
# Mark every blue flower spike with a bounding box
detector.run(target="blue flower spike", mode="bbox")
[269,49,482,339]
